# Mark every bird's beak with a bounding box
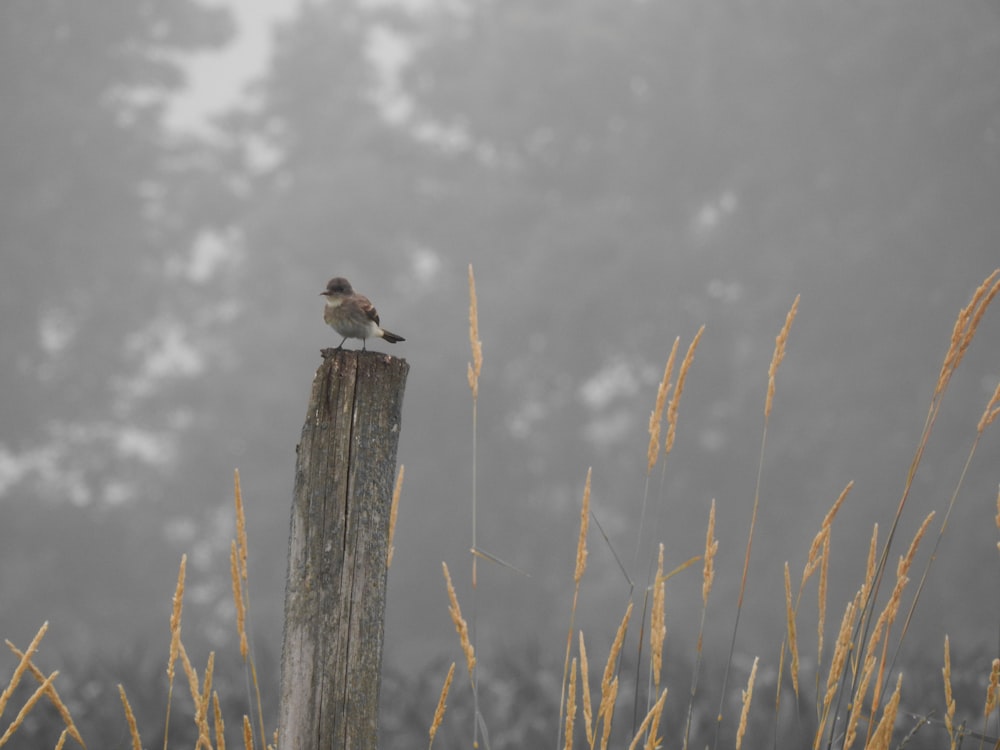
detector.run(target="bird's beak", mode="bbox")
[319,291,328,296]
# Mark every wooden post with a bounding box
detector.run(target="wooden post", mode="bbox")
[278,349,409,750]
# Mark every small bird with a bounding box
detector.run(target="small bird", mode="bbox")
[320,276,405,350]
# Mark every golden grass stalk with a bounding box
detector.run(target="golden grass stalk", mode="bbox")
[702,499,718,607]
[119,684,142,750]
[665,326,704,456]
[814,599,857,750]
[4,639,83,748]
[164,555,187,750]
[802,482,853,588]
[234,469,248,585]
[636,338,681,572]
[231,471,266,750]
[936,269,999,401]
[979,658,1000,750]
[560,468,592,748]
[178,641,201,710]
[441,562,476,679]
[864,512,933,733]
[817,532,831,659]
[214,691,226,750]
[894,511,935,610]
[54,729,69,750]
[718,297,798,748]
[467,264,482,400]
[242,714,254,750]
[230,471,249,661]
[765,294,800,420]
[0,621,48,720]
[579,632,595,749]
[942,636,956,750]
[0,669,58,747]
[598,677,619,750]
[575,469,591,584]
[195,652,215,750]
[466,264,484,748]
[602,602,632,708]
[977,381,1000,434]
[865,673,902,750]
[984,657,1000,717]
[650,545,667,693]
[845,647,878,750]
[564,658,578,750]
[428,662,455,749]
[683,502,717,750]
[642,688,667,750]
[230,542,248,661]
[787,482,850,712]
[839,514,926,749]
[783,563,800,701]
[736,657,759,750]
[627,688,667,750]
[636,328,704,724]
[862,524,879,623]
[388,464,404,568]
[597,603,633,750]
[646,338,679,474]
[843,523,878,691]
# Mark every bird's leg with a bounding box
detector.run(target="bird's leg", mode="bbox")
[362,339,368,351]
[336,337,347,350]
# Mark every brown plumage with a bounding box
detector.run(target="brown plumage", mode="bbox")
[320,277,405,350]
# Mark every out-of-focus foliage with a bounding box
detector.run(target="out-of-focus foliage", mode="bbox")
[0,0,241,650]
[0,0,236,502]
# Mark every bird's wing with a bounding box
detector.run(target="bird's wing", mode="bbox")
[359,295,381,325]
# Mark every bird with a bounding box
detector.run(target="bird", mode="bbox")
[320,277,405,350]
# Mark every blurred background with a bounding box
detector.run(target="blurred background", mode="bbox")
[1,0,999,746]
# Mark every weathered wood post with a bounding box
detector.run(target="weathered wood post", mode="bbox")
[279,349,409,750]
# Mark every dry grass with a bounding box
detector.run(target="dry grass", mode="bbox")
[558,468,592,747]
[665,325,703,457]
[4,637,84,748]
[942,635,956,750]
[646,337,679,475]
[442,562,476,681]
[466,263,483,401]
[2,270,999,750]
[118,685,142,750]
[427,271,1000,750]
[735,656,758,750]
[563,659,577,750]
[427,661,454,749]
[650,544,667,694]
[0,472,277,750]
[627,687,666,750]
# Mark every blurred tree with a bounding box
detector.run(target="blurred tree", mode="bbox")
[0,0,245,658]
[0,0,235,505]
[390,0,1000,504]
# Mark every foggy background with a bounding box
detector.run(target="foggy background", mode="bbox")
[1,0,999,746]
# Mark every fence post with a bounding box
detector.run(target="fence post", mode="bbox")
[278,349,409,750]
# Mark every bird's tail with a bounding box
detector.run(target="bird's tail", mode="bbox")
[380,329,405,343]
